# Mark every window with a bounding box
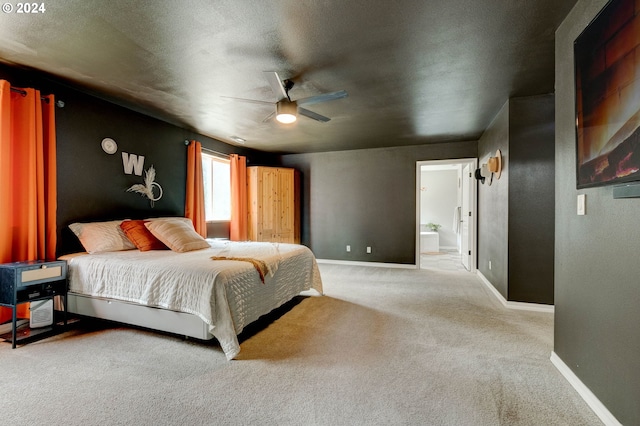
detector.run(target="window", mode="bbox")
[202,153,231,221]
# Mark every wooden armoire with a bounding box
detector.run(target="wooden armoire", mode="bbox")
[247,166,300,243]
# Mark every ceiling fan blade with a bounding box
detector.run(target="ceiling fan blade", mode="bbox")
[296,90,348,106]
[262,111,276,123]
[298,107,331,122]
[263,71,288,101]
[221,96,274,106]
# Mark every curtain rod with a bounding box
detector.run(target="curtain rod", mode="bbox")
[11,86,49,102]
[184,140,230,159]
[10,86,64,107]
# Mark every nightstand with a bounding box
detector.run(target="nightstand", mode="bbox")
[0,260,68,348]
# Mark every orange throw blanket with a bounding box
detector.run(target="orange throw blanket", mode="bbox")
[211,256,269,283]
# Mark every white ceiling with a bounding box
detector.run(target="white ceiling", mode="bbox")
[0,0,578,153]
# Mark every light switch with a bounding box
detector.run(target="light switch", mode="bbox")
[577,194,586,215]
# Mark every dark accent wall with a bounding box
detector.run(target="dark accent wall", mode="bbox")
[478,94,555,305]
[508,95,555,303]
[279,142,477,264]
[556,1,640,423]
[0,63,274,255]
[477,103,510,297]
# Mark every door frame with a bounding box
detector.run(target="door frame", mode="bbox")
[415,158,477,271]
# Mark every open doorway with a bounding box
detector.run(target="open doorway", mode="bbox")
[416,158,477,272]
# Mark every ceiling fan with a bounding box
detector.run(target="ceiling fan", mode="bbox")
[223,71,348,124]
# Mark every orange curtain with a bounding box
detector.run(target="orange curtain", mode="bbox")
[185,140,206,237]
[0,80,57,323]
[229,154,247,241]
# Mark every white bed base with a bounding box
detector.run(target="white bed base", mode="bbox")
[67,292,214,340]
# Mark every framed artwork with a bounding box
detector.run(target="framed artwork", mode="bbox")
[574,0,640,188]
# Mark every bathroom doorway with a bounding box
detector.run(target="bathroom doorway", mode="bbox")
[415,158,477,271]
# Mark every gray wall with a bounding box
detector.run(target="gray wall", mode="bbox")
[508,95,555,304]
[556,1,640,423]
[477,94,555,304]
[280,142,477,264]
[478,102,510,298]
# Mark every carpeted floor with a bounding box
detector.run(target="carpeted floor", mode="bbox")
[0,264,602,425]
[420,248,468,271]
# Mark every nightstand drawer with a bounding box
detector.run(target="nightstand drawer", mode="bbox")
[21,265,64,283]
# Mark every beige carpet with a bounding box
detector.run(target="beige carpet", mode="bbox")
[0,264,602,425]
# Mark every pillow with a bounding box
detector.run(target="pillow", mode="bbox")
[69,220,136,253]
[144,216,192,223]
[144,218,209,253]
[120,220,168,251]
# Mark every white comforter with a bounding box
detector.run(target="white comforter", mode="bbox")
[66,240,323,359]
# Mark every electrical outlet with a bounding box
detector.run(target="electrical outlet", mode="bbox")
[366,246,372,254]
[346,245,351,252]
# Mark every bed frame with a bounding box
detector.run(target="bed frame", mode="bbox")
[67,293,214,340]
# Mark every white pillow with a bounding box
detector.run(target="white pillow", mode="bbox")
[69,220,135,253]
[144,218,209,253]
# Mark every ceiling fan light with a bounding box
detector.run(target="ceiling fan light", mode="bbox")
[276,113,297,124]
[276,100,297,124]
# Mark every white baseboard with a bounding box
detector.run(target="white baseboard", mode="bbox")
[550,352,621,426]
[476,271,554,313]
[316,259,417,269]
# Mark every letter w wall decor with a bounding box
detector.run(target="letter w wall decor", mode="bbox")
[122,152,145,176]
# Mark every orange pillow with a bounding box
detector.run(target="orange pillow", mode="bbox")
[120,220,168,251]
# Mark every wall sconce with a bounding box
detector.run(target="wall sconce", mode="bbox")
[481,163,493,185]
[488,149,502,179]
[475,149,502,185]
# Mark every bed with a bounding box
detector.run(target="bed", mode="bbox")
[60,218,323,360]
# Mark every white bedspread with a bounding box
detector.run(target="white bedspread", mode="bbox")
[65,240,323,359]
